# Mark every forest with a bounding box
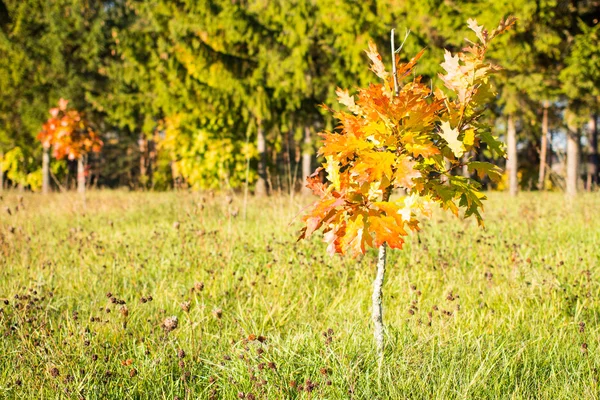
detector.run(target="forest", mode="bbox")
[0,0,599,196]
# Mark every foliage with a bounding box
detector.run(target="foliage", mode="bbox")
[300,18,515,256]
[560,21,600,104]
[0,146,41,190]
[0,1,599,191]
[37,99,103,160]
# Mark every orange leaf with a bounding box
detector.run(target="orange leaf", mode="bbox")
[365,41,388,81]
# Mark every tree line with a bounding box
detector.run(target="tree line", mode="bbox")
[0,0,598,196]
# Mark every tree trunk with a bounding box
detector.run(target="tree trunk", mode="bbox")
[301,126,312,195]
[372,241,387,359]
[42,147,50,194]
[77,157,86,195]
[586,114,598,191]
[507,114,518,196]
[566,125,579,197]
[372,188,392,360]
[255,121,269,196]
[0,150,3,193]
[139,134,148,188]
[538,102,549,190]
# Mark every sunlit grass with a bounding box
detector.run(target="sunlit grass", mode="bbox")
[0,190,599,399]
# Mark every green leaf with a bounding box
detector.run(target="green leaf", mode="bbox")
[467,161,503,182]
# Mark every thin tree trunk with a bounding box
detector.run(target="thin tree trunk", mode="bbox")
[255,121,269,196]
[77,157,86,195]
[586,114,598,191]
[507,114,518,196]
[0,150,3,193]
[372,187,392,360]
[301,126,312,195]
[139,134,148,188]
[538,102,549,190]
[566,125,579,197]
[148,135,156,188]
[372,242,387,358]
[42,147,50,194]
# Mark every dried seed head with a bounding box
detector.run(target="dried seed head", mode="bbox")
[163,316,178,332]
[180,301,191,313]
[120,306,129,317]
[194,282,204,292]
[213,308,223,319]
[50,367,60,378]
[129,368,137,378]
[178,349,186,359]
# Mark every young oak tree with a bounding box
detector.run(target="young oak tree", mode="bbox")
[299,18,516,358]
[38,99,103,198]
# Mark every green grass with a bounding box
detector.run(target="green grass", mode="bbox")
[0,190,599,399]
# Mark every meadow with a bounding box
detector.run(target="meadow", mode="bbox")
[0,191,599,399]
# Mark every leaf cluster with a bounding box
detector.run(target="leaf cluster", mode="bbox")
[37,99,103,161]
[300,18,515,256]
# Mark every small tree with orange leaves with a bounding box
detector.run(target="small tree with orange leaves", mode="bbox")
[299,18,516,360]
[38,99,102,197]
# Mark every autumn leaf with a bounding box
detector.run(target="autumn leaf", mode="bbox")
[301,196,344,239]
[305,168,328,196]
[351,151,395,184]
[393,156,421,189]
[467,19,488,44]
[401,132,441,158]
[439,121,465,158]
[339,213,371,255]
[368,214,406,249]
[336,88,361,115]
[365,41,388,81]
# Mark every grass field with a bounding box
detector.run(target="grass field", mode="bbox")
[0,191,599,399]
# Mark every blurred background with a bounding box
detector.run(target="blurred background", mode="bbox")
[0,0,598,196]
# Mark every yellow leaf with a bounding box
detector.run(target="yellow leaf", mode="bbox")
[439,121,465,158]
